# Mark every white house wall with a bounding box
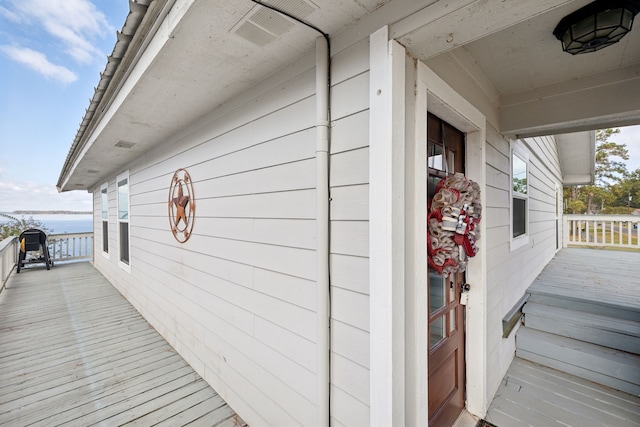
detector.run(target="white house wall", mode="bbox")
[328,38,372,427]
[484,127,561,397]
[93,39,371,427]
[425,55,563,401]
[90,38,566,427]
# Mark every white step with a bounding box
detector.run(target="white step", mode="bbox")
[516,327,640,396]
[527,291,639,322]
[523,302,640,354]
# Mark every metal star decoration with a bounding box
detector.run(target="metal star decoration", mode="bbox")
[168,168,195,243]
[173,184,190,226]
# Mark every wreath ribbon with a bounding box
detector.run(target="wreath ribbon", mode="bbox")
[428,173,482,275]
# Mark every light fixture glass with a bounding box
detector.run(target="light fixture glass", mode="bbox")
[553,0,640,54]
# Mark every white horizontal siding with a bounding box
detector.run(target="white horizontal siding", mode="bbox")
[331,386,370,427]
[328,38,371,427]
[94,61,318,426]
[484,128,562,399]
[331,253,369,295]
[331,184,368,220]
[93,37,373,427]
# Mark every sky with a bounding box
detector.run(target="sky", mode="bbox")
[0,0,639,213]
[0,0,128,212]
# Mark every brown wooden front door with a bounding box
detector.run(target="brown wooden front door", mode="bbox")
[427,113,466,426]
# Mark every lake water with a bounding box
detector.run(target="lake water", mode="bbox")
[1,214,93,234]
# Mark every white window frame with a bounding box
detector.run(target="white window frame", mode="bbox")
[510,141,530,251]
[100,182,110,259]
[116,171,131,272]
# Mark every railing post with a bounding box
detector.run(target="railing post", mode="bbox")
[0,236,18,293]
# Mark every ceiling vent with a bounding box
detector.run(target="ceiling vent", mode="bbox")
[114,140,136,149]
[232,0,317,46]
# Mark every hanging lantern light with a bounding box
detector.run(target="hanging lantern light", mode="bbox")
[553,0,640,54]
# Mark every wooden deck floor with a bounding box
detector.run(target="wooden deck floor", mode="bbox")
[0,262,246,426]
[528,248,640,311]
[486,248,640,426]
[486,358,640,427]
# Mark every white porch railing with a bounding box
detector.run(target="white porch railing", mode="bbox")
[563,214,640,249]
[0,236,18,292]
[47,232,93,262]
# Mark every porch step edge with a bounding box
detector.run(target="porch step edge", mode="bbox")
[527,291,639,321]
[523,302,640,354]
[516,327,640,396]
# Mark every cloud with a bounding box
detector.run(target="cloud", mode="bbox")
[4,0,114,64]
[0,6,20,22]
[0,180,92,212]
[0,45,77,84]
[616,125,640,172]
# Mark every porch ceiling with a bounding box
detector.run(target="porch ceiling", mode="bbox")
[399,0,640,137]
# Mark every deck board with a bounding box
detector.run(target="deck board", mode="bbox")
[486,358,640,427]
[528,248,640,309]
[487,248,640,426]
[0,262,246,426]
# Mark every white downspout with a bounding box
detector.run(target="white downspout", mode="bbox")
[315,35,330,427]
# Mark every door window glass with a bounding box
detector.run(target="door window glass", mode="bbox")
[430,316,445,347]
[429,271,447,313]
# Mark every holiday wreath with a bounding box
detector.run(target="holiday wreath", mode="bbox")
[428,173,481,275]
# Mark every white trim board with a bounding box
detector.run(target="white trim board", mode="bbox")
[415,62,488,419]
[369,26,407,427]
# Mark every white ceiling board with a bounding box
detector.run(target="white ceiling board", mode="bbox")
[396,0,585,62]
[500,64,640,137]
[556,131,595,185]
[408,0,640,136]
[459,0,640,96]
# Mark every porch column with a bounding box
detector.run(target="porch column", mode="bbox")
[369,26,407,426]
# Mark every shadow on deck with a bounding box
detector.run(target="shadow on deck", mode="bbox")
[486,248,640,427]
[0,262,247,426]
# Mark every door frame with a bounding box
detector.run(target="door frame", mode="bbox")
[369,28,487,425]
[414,61,488,421]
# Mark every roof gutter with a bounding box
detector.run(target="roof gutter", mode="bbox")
[57,0,175,192]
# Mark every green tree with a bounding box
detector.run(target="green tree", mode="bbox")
[595,128,629,186]
[0,214,51,241]
[567,198,586,214]
[609,169,640,212]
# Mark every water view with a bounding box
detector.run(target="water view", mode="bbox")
[1,214,93,234]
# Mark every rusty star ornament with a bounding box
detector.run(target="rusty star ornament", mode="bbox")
[168,169,195,242]
[173,185,189,226]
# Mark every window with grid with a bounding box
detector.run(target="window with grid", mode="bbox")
[511,143,529,250]
[117,173,130,267]
[101,183,109,255]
